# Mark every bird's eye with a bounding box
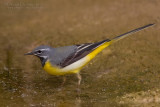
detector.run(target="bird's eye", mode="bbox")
[37,50,42,54]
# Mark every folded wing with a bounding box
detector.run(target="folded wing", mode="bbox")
[59,39,110,68]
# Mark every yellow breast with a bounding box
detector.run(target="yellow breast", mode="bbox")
[43,61,64,75]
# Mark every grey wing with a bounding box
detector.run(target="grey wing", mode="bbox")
[59,39,110,68]
[49,45,77,66]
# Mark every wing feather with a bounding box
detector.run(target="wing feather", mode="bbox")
[59,39,110,68]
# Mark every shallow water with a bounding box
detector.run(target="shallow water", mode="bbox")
[0,0,160,106]
[0,67,123,107]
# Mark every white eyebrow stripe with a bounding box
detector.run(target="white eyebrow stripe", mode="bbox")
[40,48,50,51]
[34,48,50,52]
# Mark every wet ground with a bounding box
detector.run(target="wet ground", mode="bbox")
[0,0,160,106]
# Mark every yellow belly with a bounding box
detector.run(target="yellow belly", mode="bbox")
[43,61,80,75]
[43,41,112,75]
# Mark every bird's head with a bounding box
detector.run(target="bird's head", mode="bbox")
[25,45,52,66]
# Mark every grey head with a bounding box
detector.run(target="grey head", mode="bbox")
[25,45,52,66]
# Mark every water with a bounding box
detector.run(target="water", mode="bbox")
[0,66,122,107]
[0,0,160,106]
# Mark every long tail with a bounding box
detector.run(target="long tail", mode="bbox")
[110,23,155,43]
[87,24,155,60]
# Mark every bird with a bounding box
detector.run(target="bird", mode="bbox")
[25,24,154,86]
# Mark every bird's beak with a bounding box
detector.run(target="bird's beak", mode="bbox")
[24,51,34,55]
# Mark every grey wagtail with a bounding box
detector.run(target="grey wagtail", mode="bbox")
[25,24,154,86]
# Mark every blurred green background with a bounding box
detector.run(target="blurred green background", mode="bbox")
[0,0,159,106]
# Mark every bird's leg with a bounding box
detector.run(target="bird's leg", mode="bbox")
[61,76,66,87]
[76,72,82,93]
[76,73,82,87]
[58,76,66,91]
